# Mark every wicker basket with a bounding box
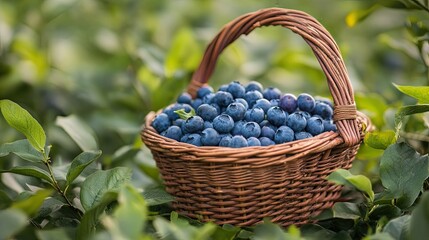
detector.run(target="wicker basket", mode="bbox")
[141,8,370,227]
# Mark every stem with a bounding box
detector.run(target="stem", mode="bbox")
[42,152,83,219]
[412,0,429,13]
[29,219,42,229]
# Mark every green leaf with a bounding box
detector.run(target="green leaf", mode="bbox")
[0,99,46,152]
[153,216,217,240]
[174,108,196,120]
[80,167,132,211]
[253,221,303,240]
[345,5,379,27]
[56,115,98,152]
[369,205,402,220]
[0,139,44,162]
[66,150,102,186]
[0,209,28,240]
[364,131,397,150]
[102,185,147,240]
[0,191,12,209]
[211,224,242,240]
[355,93,389,129]
[382,215,410,240]
[394,84,429,103]
[77,191,118,239]
[11,189,53,217]
[331,202,362,220]
[142,186,174,206]
[410,192,429,240]
[327,169,374,201]
[363,232,395,240]
[0,165,52,183]
[137,162,161,183]
[36,228,72,240]
[395,104,429,130]
[380,143,429,208]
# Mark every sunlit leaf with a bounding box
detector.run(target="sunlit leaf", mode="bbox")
[346,5,379,27]
[0,209,28,240]
[80,167,132,211]
[142,186,174,206]
[0,139,44,162]
[12,189,53,217]
[364,131,396,150]
[394,83,429,103]
[395,104,429,133]
[0,166,52,184]
[328,169,374,201]
[380,143,429,208]
[66,150,102,187]
[0,100,46,152]
[56,115,98,152]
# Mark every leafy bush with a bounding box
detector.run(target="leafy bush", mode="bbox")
[1,0,429,239]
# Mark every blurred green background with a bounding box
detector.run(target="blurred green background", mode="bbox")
[1,0,428,175]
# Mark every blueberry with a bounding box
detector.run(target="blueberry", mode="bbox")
[225,102,246,121]
[232,120,245,135]
[279,94,297,113]
[260,126,275,139]
[270,99,280,108]
[204,121,213,129]
[210,103,221,115]
[182,133,202,146]
[197,85,214,98]
[197,104,218,121]
[152,113,171,133]
[313,102,333,120]
[254,98,272,113]
[297,93,316,112]
[191,98,203,110]
[259,137,275,146]
[323,120,337,132]
[259,120,270,128]
[229,135,248,148]
[274,126,295,144]
[263,87,282,100]
[242,122,261,138]
[287,112,307,132]
[235,98,249,110]
[201,128,221,146]
[226,81,246,98]
[177,92,192,104]
[173,119,185,128]
[244,90,263,108]
[219,135,233,147]
[267,106,288,127]
[218,84,228,92]
[315,97,334,108]
[295,132,313,140]
[163,125,183,141]
[296,110,311,120]
[244,107,265,123]
[203,93,215,104]
[180,133,190,142]
[213,114,234,133]
[213,91,234,107]
[247,137,261,146]
[245,81,263,93]
[163,103,193,121]
[306,116,324,135]
[182,116,204,133]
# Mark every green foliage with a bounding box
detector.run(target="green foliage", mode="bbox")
[328,169,375,202]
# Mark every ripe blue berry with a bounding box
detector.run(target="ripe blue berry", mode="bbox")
[213,91,234,107]
[197,104,218,121]
[244,107,265,123]
[191,98,203,110]
[287,112,307,132]
[163,104,193,121]
[173,119,185,128]
[152,113,171,133]
[274,126,294,144]
[247,137,261,146]
[245,81,263,93]
[242,122,261,138]
[229,135,248,148]
[219,135,233,147]
[306,116,324,135]
[296,110,311,120]
[279,94,297,113]
[182,133,202,146]
[254,98,272,113]
[316,97,334,108]
[232,120,245,136]
[313,102,333,120]
[197,85,214,98]
[244,90,263,108]
[201,128,221,146]
[267,106,287,127]
[162,125,183,141]
[204,121,213,129]
[218,84,228,92]
[177,92,192,104]
[235,98,249,110]
[260,126,275,140]
[295,132,313,140]
[226,81,246,98]
[297,93,315,112]
[213,114,234,133]
[182,116,204,134]
[263,87,282,100]
[323,120,337,132]
[270,99,280,108]
[225,102,246,121]
[259,137,275,146]
[203,93,215,104]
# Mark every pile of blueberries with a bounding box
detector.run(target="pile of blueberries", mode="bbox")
[151,81,337,148]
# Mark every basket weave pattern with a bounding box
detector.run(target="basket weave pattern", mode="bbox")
[141,8,370,227]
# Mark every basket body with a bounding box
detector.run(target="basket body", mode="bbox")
[141,8,370,227]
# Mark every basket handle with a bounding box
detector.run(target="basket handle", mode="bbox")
[187,8,360,147]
